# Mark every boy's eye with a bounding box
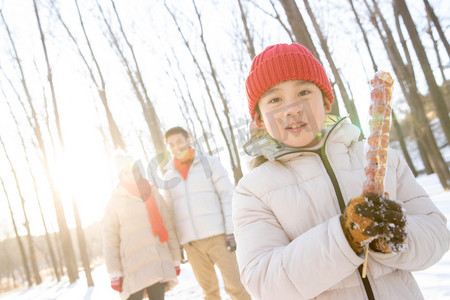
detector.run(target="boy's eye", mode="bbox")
[268,97,281,104]
[299,90,310,96]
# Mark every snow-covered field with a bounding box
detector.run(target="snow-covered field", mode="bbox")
[1,173,449,300]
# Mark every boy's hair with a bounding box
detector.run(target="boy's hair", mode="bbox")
[245,43,334,120]
[164,126,189,141]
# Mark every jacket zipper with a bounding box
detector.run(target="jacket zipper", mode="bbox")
[277,117,375,300]
[183,178,199,240]
[315,128,376,300]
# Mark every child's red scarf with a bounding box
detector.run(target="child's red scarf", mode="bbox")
[173,148,195,180]
[121,179,168,243]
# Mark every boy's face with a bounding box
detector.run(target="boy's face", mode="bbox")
[166,133,191,160]
[255,80,331,148]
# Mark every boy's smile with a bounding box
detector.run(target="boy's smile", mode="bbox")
[167,133,191,160]
[256,80,331,148]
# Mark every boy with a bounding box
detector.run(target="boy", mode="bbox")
[232,43,450,299]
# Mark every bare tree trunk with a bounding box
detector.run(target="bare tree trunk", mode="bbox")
[1,65,69,278]
[10,271,17,289]
[348,0,378,74]
[51,0,126,151]
[278,0,340,117]
[164,48,213,155]
[96,0,166,160]
[33,0,80,282]
[426,16,447,82]
[422,0,450,57]
[201,99,221,158]
[54,233,65,277]
[278,0,319,58]
[368,0,450,188]
[392,111,417,176]
[303,0,362,132]
[395,0,450,143]
[415,127,434,174]
[0,136,42,284]
[172,75,201,149]
[348,0,417,175]
[110,0,166,154]
[176,98,197,142]
[248,0,295,42]
[164,1,243,183]
[33,0,64,148]
[72,198,94,286]
[2,6,79,283]
[2,93,61,281]
[1,179,32,287]
[237,0,256,59]
[132,130,150,163]
[393,3,433,172]
[191,0,243,182]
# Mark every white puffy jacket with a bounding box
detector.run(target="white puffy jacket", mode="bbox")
[233,120,450,300]
[163,153,234,245]
[103,186,180,300]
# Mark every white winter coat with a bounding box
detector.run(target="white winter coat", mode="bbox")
[163,153,234,245]
[233,120,450,300]
[103,186,181,300]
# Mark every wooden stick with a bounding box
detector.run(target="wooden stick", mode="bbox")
[362,245,369,278]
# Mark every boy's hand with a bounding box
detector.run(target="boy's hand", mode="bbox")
[340,194,406,254]
[226,234,237,252]
[111,277,123,292]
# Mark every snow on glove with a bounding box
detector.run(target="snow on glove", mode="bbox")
[111,277,123,292]
[340,194,406,255]
[226,234,237,252]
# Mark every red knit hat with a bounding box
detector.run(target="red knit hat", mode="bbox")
[245,43,334,120]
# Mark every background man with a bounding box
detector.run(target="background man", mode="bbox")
[162,127,250,300]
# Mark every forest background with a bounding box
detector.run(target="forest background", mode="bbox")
[0,0,448,292]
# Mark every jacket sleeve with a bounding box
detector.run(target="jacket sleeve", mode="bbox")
[209,156,234,234]
[370,152,450,270]
[155,188,181,263]
[102,199,123,275]
[232,185,364,299]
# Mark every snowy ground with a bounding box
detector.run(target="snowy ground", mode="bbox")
[0,173,449,300]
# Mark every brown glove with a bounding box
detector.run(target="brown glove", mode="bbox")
[340,194,406,255]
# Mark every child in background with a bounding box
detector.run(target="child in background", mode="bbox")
[232,43,450,300]
[103,155,181,300]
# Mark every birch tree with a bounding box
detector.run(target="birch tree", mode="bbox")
[0,136,41,284]
[395,0,450,143]
[33,0,81,282]
[165,0,244,183]
[367,0,450,188]
[96,0,166,160]
[422,0,450,57]
[347,0,417,176]
[50,0,126,151]
[1,86,61,281]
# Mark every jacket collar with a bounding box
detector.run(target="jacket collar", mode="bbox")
[243,115,359,161]
[165,149,203,172]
